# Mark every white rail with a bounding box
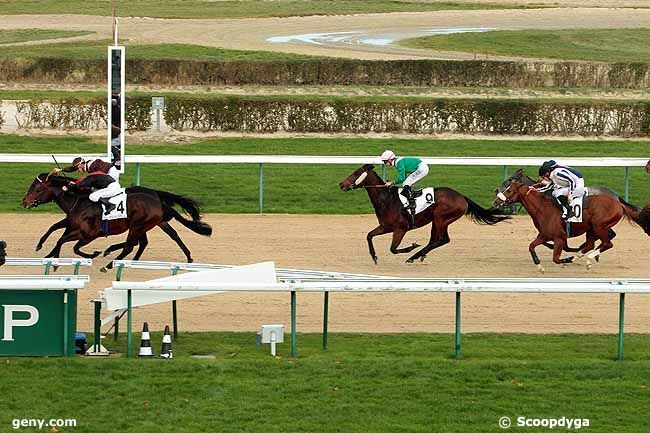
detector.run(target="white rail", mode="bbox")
[112,260,392,281]
[111,278,650,293]
[4,257,92,267]
[0,153,647,167]
[0,275,89,289]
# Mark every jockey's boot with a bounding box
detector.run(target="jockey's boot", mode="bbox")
[400,185,417,228]
[99,198,115,215]
[557,195,573,220]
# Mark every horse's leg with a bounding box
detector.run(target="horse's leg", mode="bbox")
[72,238,101,259]
[103,241,128,257]
[389,228,420,255]
[101,233,140,273]
[574,232,597,262]
[366,225,389,265]
[406,222,448,264]
[159,222,193,263]
[552,237,573,265]
[529,234,549,273]
[584,225,615,269]
[131,234,149,261]
[542,240,585,253]
[36,218,67,251]
[44,228,80,259]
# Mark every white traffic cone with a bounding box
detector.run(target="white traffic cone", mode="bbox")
[160,325,173,359]
[138,322,154,358]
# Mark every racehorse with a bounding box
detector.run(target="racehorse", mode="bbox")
[339,164,509,264]
[23,173,212,271]
[494,173,650,271]
[496,169,622,254]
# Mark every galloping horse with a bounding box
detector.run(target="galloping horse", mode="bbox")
[494,173,650,271]
[23,174,212,271]
[339,164,509,263]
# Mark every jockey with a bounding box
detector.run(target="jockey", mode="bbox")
[54,157,121,215]
[535,160,585,220]
[380,150,429,225]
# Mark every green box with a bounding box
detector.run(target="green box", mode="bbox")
[0,289,77,356]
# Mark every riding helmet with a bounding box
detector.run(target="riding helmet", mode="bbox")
[538,160,557,177]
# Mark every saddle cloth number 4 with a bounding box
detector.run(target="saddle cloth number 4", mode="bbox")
[102,189,128,221]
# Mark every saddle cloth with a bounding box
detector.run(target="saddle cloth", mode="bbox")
[398,187,435,214]
[102,189,127,221]
[566,188,588,223]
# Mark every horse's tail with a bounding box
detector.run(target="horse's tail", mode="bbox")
[619,197,650,236]
[157,190,213,237]
[464,196,511,225]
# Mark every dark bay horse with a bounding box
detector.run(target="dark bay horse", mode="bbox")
[494,178,650,271]
[23,174,212,271]
[339,164,509,263]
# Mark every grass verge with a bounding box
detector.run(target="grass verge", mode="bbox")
[0,29,92,44]
[0,0,522,19]
[1,135,648,214]
[0,332,648,433]
[399,29,650,63]
[0,40,319,61]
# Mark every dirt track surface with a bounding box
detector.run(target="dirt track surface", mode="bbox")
[2,8,650,60]
[1,213,649,334]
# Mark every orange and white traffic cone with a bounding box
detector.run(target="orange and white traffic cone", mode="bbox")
[160,325,173,359]
[138,322,154,358]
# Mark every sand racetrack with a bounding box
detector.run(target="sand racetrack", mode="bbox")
[3,7,650,60]
[1,213,649,334]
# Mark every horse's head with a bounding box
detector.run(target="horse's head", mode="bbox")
[22,173,68,208]
[339,164,380,191]
[494,181,531,207]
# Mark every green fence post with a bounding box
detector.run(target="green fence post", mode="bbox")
[73,261,81,275]
[44,262,51,275]
[323,291,329,351]
[455,291,461,360]
[127,289,133,358]
[618,292,626,361]
[114,316,120,341]
[135,163,142,186]
[93,300,102,354]
[624,167,630,202]
[258,163,264,213]
[63,289,69,356]
[291,291,297,358]
[503,165,509,180]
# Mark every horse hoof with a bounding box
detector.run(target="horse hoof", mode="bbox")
[91,251,101,258]
[406,258,414,264]
[371,256,378,265]
[412,243,420,248]
[52,266,59,273]
[419,255,426,262]
[536,264,545,274]
[188,258,194,263]
[99,267,107,273]
[35,245,42,252]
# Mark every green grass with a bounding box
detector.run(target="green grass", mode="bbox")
[2,134,649,214]
[400,29,650,63]
[0,40,319,61]
[0,29,92,44]
[0,0,522,19]
[1,333,649,433]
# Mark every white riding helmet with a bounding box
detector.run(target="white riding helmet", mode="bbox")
[380,150,396,162]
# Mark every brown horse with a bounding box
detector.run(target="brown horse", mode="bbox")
[494,179,650,271]
[339,164,509,263]
[23,174,212,271]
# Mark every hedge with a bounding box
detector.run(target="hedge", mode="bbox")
[4,96,650,136]
[1,58,649,88]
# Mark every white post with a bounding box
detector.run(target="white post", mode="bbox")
[270,331,277,356]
